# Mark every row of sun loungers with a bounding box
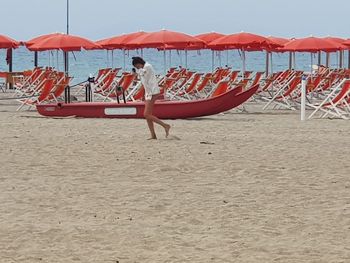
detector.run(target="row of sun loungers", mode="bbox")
[8,66,350,119]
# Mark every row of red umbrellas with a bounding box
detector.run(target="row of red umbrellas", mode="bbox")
[2,30,350,52]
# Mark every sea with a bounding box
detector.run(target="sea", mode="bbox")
[0,47,346,85]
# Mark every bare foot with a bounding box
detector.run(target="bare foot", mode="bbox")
[164,124,171,138]
[147,137,157,140]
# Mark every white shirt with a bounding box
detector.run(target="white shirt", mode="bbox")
[137,62,160,100]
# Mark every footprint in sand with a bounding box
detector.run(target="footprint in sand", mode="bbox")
[166,135,181,140]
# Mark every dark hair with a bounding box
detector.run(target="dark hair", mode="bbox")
[132,56,145,66]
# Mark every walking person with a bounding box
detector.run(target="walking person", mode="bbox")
[132,57,171,139]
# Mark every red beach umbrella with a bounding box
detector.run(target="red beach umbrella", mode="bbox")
[282,37,344,53]
[96,31,148,69]
[208,32,281,73]
[208,32,281,50]
[282,37,345,72]
[195,32,226,44]
[96,31,147,50]
[0,34,19,49]
[0,35,19,88]
[25,33,64,67]
[325,37,346,45]
[126,29,206,50]
[195,32,226,70]
[268,36,290,46]
[25,33,63,47]
[127,30,206,72]
[28,33,100,75]
[323,37,346,67]
[28,33,100,51]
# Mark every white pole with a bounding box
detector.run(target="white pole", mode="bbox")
[219,51,222,67]
[310,53,313,74]
[56,50,59,70]
[242,48,246,76]
[123,49,126,71]
[169,50,172,68]
[163,49,166,74]
[270,52,273,74]
[179,50,183,67]
[111,50,114,67]
[185,50,188,68]
[293,52,296,69]
[265,51,269,77]
[211,50,214,72]
[301,75,307,121]
[226,50,228,67]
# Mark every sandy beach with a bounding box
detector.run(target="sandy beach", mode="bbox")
[0,94,350,262]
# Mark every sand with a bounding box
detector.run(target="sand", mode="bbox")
[0,93,350,263]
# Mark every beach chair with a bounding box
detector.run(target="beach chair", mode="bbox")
[168,73,203,99]
[104,74,135,102]
[210,81,230,97]
[263,75,302,110]
[16,79,55,111]
[308,79,350,119]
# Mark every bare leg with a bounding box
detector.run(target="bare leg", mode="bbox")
[144,100,157,139]
[144,95,171,138]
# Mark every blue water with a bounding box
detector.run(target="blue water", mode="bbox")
[0,47,346,84]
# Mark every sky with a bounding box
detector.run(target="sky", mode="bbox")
[1,0,350,41]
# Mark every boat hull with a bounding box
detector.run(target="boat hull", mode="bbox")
[36,85,258,119]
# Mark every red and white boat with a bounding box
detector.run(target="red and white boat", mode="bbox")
[36,85,258,119]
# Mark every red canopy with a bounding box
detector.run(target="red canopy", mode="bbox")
[324,36,346,44]
[160,32,225,50]
[268,36,290,46]
[0,34,19,49]
[208,32,281,51]
[25,33,62,47]
[126,30,206,50]
[195,32,226,44]
[96,31,147,50]
[28,33,101,51]
[282,37,344,53]
[342,39,350,48]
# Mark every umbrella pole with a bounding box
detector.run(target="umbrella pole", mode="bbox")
[317,51,321,66]
[288,52,292,70]
[179,50,183,67]
[265,51,269,77]
[242,48,246,77]
[56,50,59,70]
[163,49,167,74]
[226,50,229,66]
[34,51,38,67]
[293,52,296,69]
[270,52,273,75]
[339,51,343,68]
[141,49,143,57]
[185,50,188,69]
[169,50,172,68]
[219,51,222,67]
[111,50,114,67]
[8,48,13,89]
[326,52,330,67]
[310,53,313,81]
[348,50,350,69]
[64,52,69,76]
[211,50,214,72]
[123,49,126,71]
